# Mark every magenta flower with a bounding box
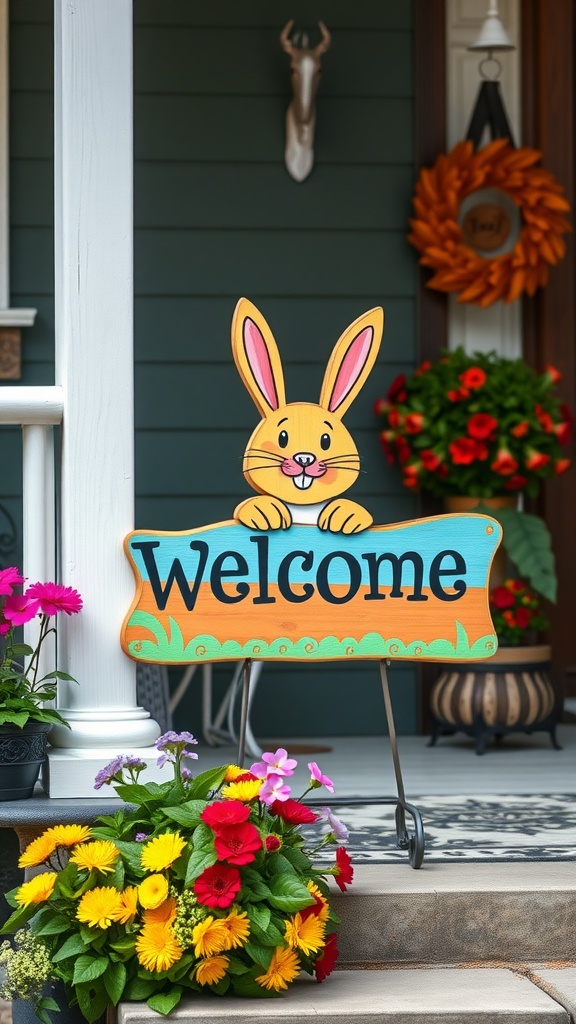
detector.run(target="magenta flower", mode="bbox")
[308,762,335,794]
[0,567,25,596]
[26,582,83,617]
[250,747,298,779]
[259,773,291,805]
[3,594,40,626]
[0,621,10,636]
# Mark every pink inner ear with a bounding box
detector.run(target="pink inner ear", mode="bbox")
[329,326,374,412]
[243,317,279,410]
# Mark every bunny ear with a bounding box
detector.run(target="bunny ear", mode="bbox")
[231,298,286,416]
[319,307,384,417]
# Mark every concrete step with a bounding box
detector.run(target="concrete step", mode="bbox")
[333,862,576,965]
[117,968,569,1023]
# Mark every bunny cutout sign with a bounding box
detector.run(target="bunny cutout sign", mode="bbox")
[233,298,383,534]
[122,300,501,667]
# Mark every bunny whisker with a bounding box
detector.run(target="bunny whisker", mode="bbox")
[322,454,360,465]
[322,465,363,473]
[245,447,284,461]
[243,464,283,473]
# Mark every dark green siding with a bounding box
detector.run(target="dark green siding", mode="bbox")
[7,1,419,736]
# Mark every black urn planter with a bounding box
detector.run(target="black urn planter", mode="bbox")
[0,722,51,800]
[428,644,561,755]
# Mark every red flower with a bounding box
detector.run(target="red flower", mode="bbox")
[201,801,250,829]
[555,405,574,445]
[414,360,432,376]
[265,835,282,852]
[213,822,262,865]
[194,863,241,908]
[388,408,402,429]
[535,404,555,433]
[315,932,339,983]
[491,586,515,610]
[447,387,470,402]
[373,398,389,416]
[491,449,519,476]
[394,436,412,465]
[506,579,526,593]
[511,420,530,438]
[270,798,317,824]
[25,582,82,616]
[334,847,353,892]
[504,474,528,491]
[379,432,395,465]
[554,458,571,475]
[421,449,441,472]
[387,374,407,402]
[525,449,551,471]
[459,367,486,390]
[467,413,498,440]
[405,413,425,435]
[449,437,479,465]
[545,364,562,384]
[516,606,531,630]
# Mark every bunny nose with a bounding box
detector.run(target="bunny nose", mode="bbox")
[293,451,316,467]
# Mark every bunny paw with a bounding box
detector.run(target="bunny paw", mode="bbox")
[318,500,373,535]
[235,496,292,531]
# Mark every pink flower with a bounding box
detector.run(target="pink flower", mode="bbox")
[250,748,298,779]
[0,621,10,636]
[308,762,334,794]
[0,567,25,597]
[259,774,291,805]
[25,582,83,617]
[3,594,40,626]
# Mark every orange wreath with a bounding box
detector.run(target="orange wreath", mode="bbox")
[408,138,571,307]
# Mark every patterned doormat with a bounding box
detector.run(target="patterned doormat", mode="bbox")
[309,794,576,863]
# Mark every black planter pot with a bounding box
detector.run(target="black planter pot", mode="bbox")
[0,722,51,800]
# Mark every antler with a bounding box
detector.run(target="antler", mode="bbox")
[313,21,331,56]
[280,20,296,55]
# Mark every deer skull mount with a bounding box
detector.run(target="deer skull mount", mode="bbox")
[280,20,331,183]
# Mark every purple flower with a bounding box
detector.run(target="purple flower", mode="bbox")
[155,731,198,751]
[318,806,349,843]
[182,749,199,761]
[135,833,149,842]
[251,747,297,779]
[93,755,127,790]
[259,773,291,805]
[308,762,334,794]
[180,767,193,781]
[156,751,176,769]
[124,756,146,769]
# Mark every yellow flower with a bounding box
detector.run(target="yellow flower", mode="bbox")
[70,840,119,874]
[135,922,183,973]
[18,833,57,869]
[196,955,229,986]
[77,886,123,929]
[138,874,169,910]
[307,881,329,923]
[15,872,57,908]
[285,912,326,956]
[221,779,262,802]
[140,832,186,873]
[115,886,139,925]
[46,824,93,848]
[143,896,177,926]
[224,764,245,782]
[192,916,229,958]
[256,946,300,991]
[220,909,250,950]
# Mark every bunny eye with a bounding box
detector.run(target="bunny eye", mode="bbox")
[278,430,289,449]
[320,433,331,451]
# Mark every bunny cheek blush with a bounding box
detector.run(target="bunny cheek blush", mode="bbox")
[231,299,384,534]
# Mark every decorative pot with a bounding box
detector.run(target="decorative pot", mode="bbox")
[428,644,560,755]
[443,494,516,589]
[0,722,51,800]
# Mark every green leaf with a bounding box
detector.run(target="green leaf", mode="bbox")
[161,800,206,828]
[10,643,34,657]
[266,853,295,876]
[34,913,72,936]
[248,902,270,933]
[247,917,285,947]
[184,823,217,885]
[240,868,272,901]
[231,966,280,998]
[187,764,228,800]
[52,932,89,963]
[73,955,109,985]
[267,873,315,913]
[147,987,183,1016]
[280,845,314,872]
[110,839,144,876]
[103,960,127,1005]
[0,902,40,935]
[481,506,557,602]
[244,942,273,969]
[124,976,157,1000]
[75,982,109,1024]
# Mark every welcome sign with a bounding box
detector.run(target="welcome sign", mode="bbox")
[122,515,500,665]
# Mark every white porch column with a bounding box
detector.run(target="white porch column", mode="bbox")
[49,0,159,795]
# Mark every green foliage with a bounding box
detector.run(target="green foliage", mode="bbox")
[484,506,557,603]
[0,736,347,1018]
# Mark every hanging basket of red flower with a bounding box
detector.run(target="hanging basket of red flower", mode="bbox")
[375,348,572,500]
[407,139,571,307]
